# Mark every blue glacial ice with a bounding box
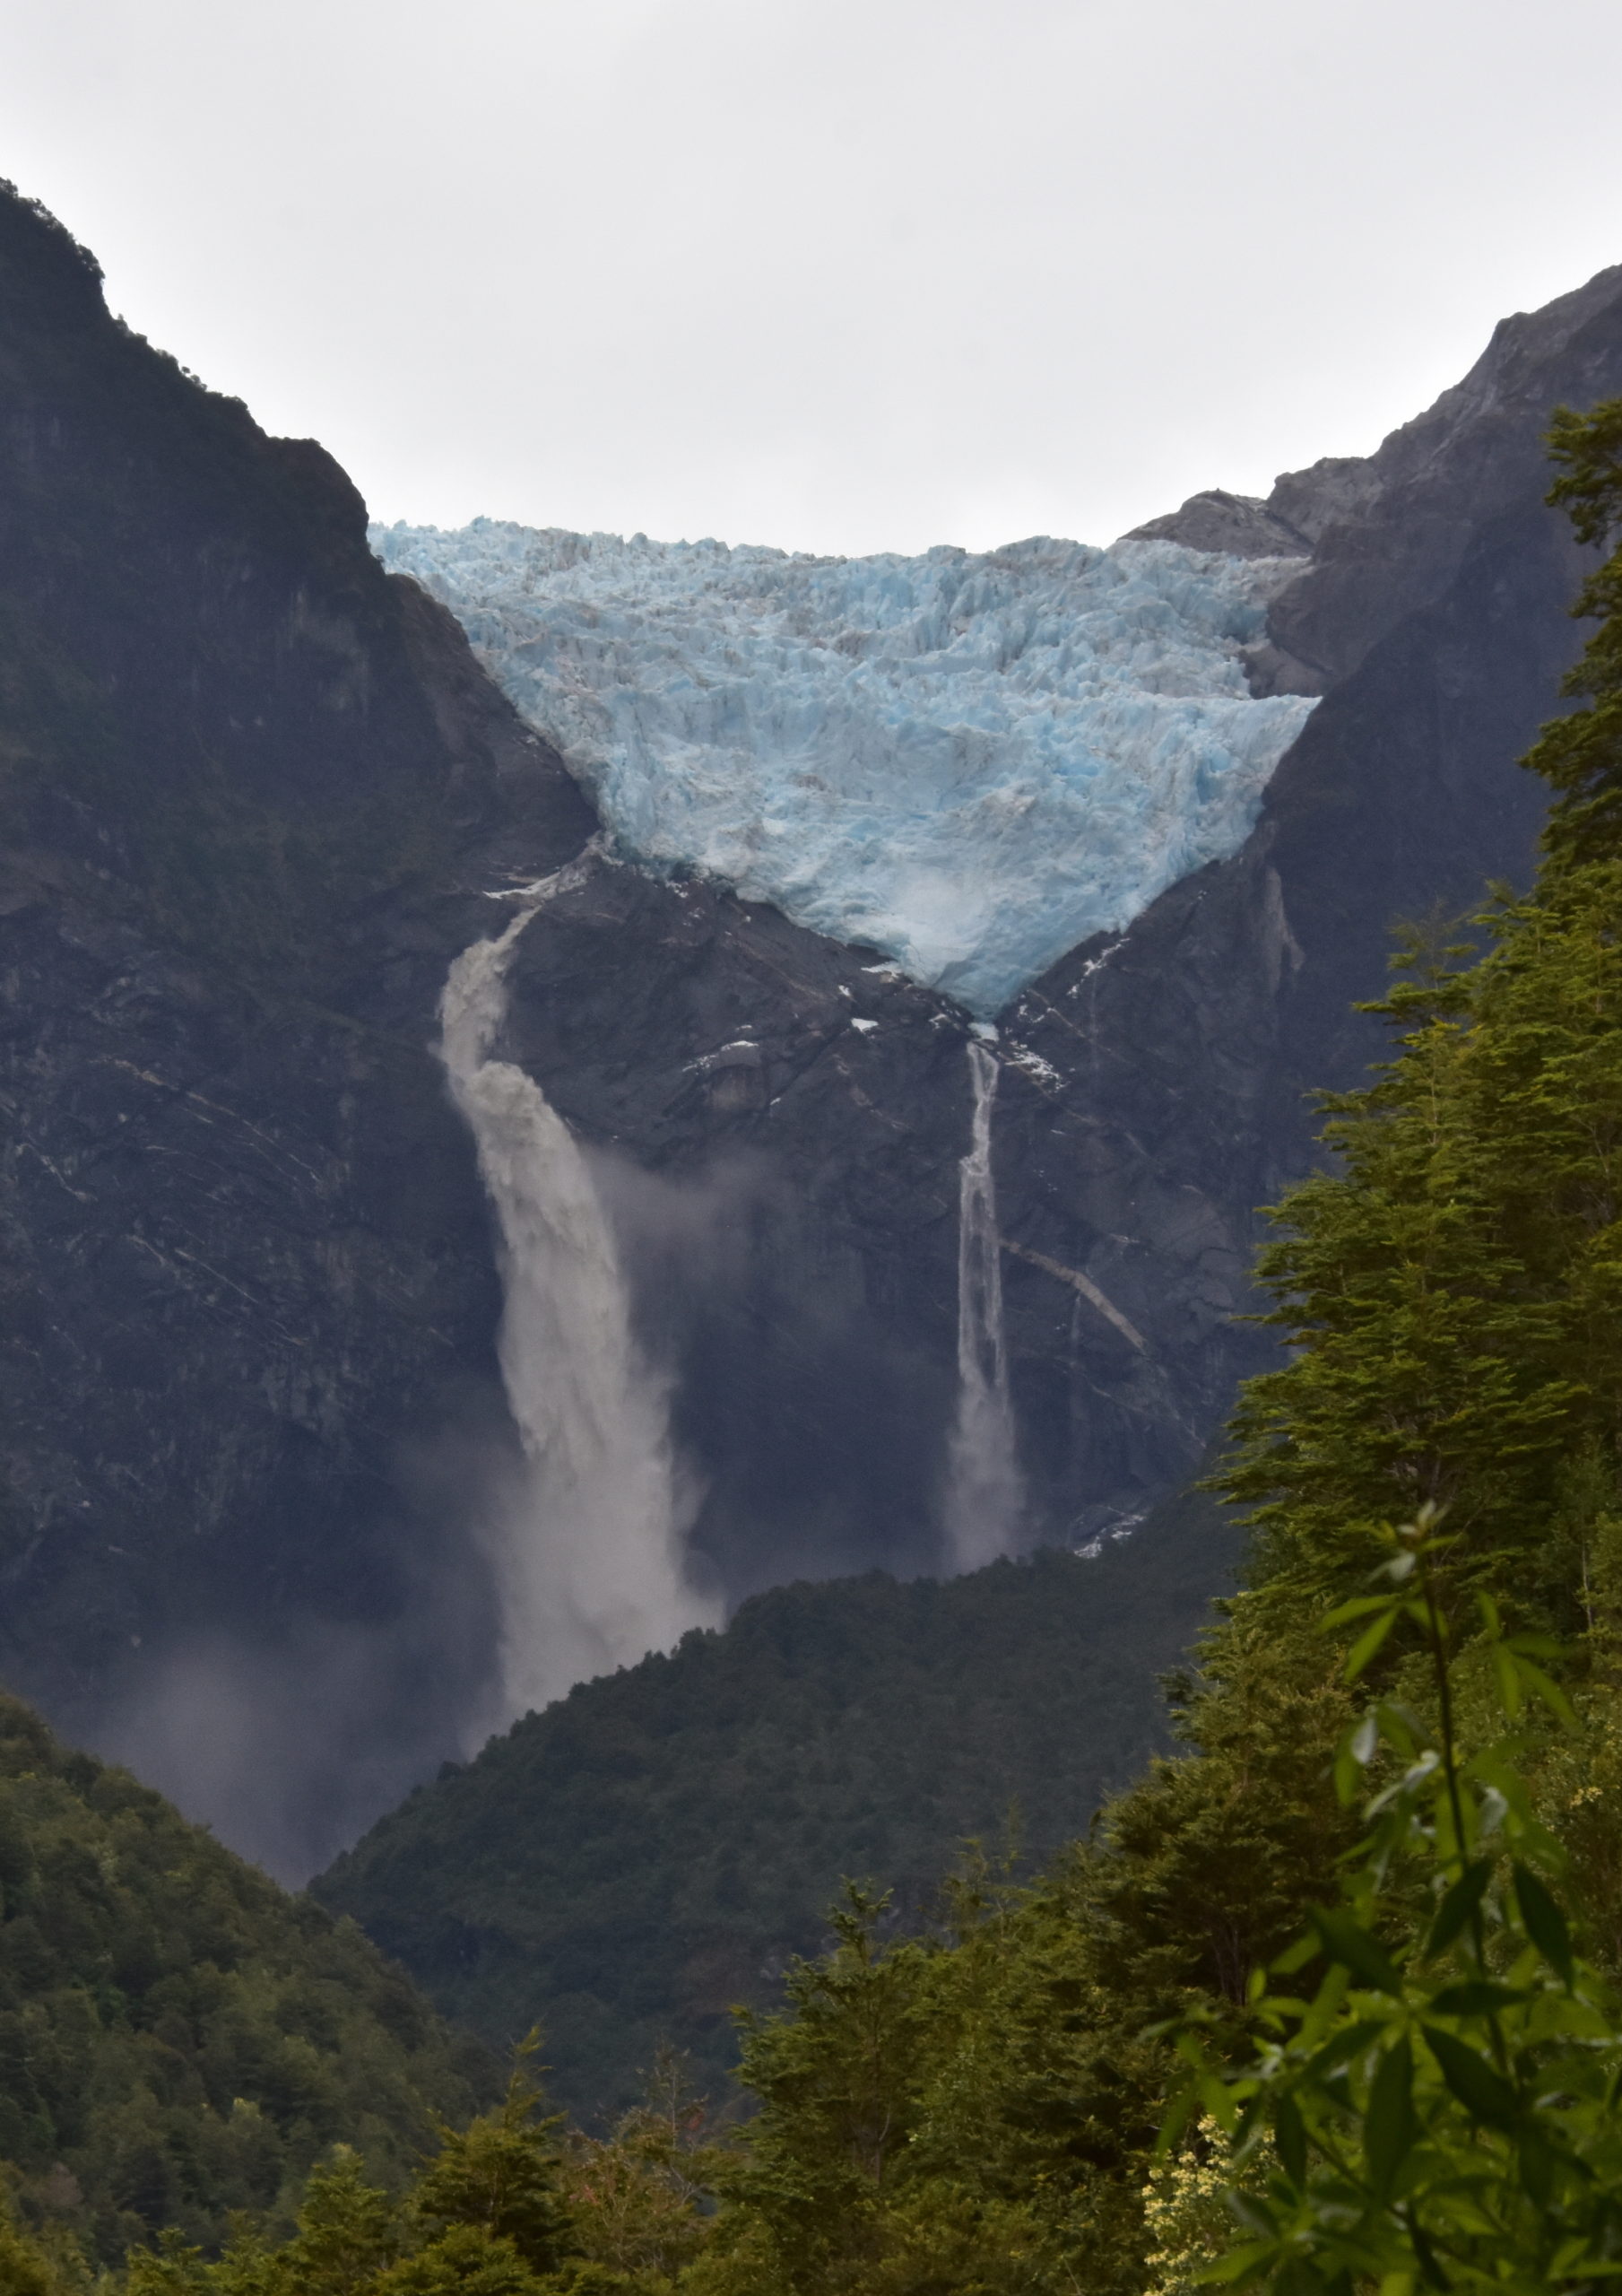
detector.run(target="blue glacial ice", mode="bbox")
[372,521,1315,1017]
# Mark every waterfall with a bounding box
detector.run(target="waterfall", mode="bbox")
[439,885,721,1735]
[942,1039,1024,1570]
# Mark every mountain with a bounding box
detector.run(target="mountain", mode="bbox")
[0,1690,487,2266]
[986,270,1622,1528]
[312,1479,1240,2120]
[0,184,599,1875]
[1,168,1618,1874]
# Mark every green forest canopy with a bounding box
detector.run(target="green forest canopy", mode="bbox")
[0,1696,490,2266]
[312,1482,1242,2118]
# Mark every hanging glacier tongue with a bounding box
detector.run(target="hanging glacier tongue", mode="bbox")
[375,522,1315,1018]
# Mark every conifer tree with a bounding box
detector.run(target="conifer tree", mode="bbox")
[410,2046,573,2276]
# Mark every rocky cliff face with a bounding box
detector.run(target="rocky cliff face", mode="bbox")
[0,187,595,1871]
[2,173,1619,1874]
[1008,263,1622,1530]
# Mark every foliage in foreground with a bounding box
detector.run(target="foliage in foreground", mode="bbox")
[1167,1511,1622,2293]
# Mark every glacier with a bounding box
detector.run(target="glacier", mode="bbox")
[373,520,1316,1017]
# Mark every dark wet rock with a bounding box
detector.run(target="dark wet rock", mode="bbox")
[499,262,1622,1568]
[1262,263,1622,683]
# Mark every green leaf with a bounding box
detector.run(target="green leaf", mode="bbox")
[1313,1909,1402,1993]
[1153,2081,1201,2159]
[1513,1863,1574,1985]
[1344,1607,1401,1683]
[1512,1657,1578,1730]
[1272,2091,1306,2189]
[1226,2192,1278,2239]
[1271,1933,1319,1978]
[1518,2121,1556,2208]
[1304,2018,1390,2085]
[1323,1595,1397,1630]
[1379,1702,1433,1759]
[1200,2071,1239,2134]
[1334,1740,1361,1805]
[1427,1980,1531,2016]
[1548,2238,1622,2277]
[1407,2212,1453,2292]
[1192,2238,1275,2286]
[1491,1642,1523,1720]
[1421,2025,1520,2129]
[1502,1630,1563,1660]
[1423,1860,1493,1961]
[1365,2036,1417,2198]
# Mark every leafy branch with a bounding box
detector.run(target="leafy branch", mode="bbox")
[1163,1509,1622,2296]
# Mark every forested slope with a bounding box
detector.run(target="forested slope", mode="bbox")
[313,1485,1242,2118]
[0,1696,489,2266]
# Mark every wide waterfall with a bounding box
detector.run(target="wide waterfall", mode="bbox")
[943,1039,1024,1569]
[439,885,721,1735]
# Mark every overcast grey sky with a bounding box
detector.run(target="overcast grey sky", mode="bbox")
[1,0,1619,557]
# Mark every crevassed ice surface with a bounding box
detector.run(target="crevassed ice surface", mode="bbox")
[372,520,1316,1016]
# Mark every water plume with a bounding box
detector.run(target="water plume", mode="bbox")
[942,1039,1024,1569]
[440,879,720,1735]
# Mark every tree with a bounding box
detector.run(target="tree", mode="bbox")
[1169,1513,1622,2293]
[411,2045,573,2278]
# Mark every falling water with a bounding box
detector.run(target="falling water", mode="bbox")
[942,1039,1024,1570]
[439,885,721,1735]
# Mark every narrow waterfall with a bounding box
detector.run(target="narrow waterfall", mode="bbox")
[942,1039,1024,1570]
[440,891,721,1735]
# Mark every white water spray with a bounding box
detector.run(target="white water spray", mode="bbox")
[440,883,721,1735]
[943,1039,1024,1570]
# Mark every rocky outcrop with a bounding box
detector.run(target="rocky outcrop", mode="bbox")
[1125,487,1314,561]
[1267,264,1622,683]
